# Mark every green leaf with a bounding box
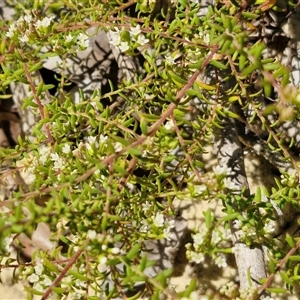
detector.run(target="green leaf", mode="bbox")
[69,269,88,281]
[127,147,142,157]
[13,68,25,77]
[279,271,294,286]
[266,287,288,293]
[287,255,300,261]
[43,257,59,272]
[126,244,141,260]
[52,287,66,294]
[221,212,240,222]
[140,117,148,135]
[210,59,227,70]
[254,187,262,202]
[167,69,187,88]
[29,61,43,72]
[195,81,215,91]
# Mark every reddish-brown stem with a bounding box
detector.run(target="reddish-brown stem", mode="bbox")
[41,248,83,300]
[256,238,300,298]
[18,49,54,145]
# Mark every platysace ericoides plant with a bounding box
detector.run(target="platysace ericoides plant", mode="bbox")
[0,1,300,300]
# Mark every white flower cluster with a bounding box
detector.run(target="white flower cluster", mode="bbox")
[15,138,106,185]
[212,165,240,190]
[2,236,13,253]
[198,31,210,45]
[35,16,54,30]
[186,226,230,267]
[5,10,89,53]
[164,119,174,131]
[16,146,51,185]
[219,281,240,298]
[165,52,182,65]
[109,25,149,53]
[280,170,298,186]
[6,10,54,42]
[23,260,53,292]
[233,219,275,241]
[140,203,175,240]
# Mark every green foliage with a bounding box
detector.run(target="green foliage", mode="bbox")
[1,0,300,299]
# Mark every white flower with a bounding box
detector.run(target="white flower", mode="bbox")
[66,34,73,43]
[214,255,227,268]
[99,134,108,143]
[77,33,89,49]
[87,230,97,240]
[119,41,129,52]
[62,144,71,154]
[142,201,151,213]
[194,184,207,195]
[87,136,97,144]
[28,273,39,283]
[192,233,204,246]
[6,23,17,38]
[100,256,107,265]
[203,33,210,44]
[41,276,52,286]
[109,33,121,46]
[130,24,141,36]
[39,146,51,163]
[3,237,13,253]
[223,178,239,190]
[264,222,275,234]
[190,251,204,264]
[16,16,24,26]
[211,231,221,244]
[136,34,149,46]
[33,283,43,292]
[140,219,149,233]
[35,16,54,30]
[86,143,93,153]
[233,219,242,229]
[16,156,37,185]
[164,120,174,130]
[50,152,65,170]
[19,34,29,43]
[111,247,120,255]
[24,12,33,23]
[212,165,232,176]
[153,212,165,227]
[165,55,176,65]
[98,257,108,272]
[34,262,44,276]
[114,142,122,152]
